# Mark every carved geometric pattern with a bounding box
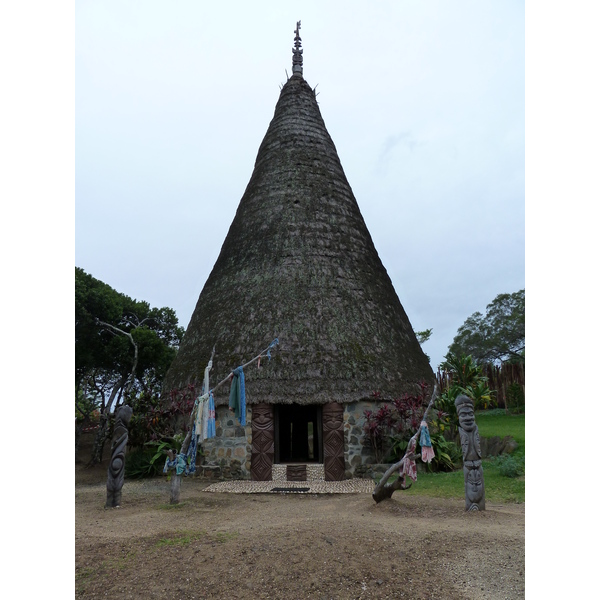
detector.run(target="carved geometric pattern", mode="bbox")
[286,464,307,481]
[322,402,345,481]
[251,403,274,481]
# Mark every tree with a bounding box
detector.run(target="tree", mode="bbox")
[448,290,524,365]
[415,329,432,345]
[415,328,432,362]
[75,267,184,464]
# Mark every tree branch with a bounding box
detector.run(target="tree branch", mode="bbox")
[372,383,439,503]
[95,318,139,409]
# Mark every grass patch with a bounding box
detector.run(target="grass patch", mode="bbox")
[482,458,525,503]
[476,411,525,447]
[398,462,525,503]
[76,567,96,581]
[155,529,239,548]
[158,502,187,510]
[156,530,206,547]
[214,531,239,543]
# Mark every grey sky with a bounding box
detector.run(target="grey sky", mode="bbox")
[75,0,525,370]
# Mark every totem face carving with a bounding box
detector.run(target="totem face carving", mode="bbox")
[465,460,485,509]
[455,395,485,511]
[456,400,475,432]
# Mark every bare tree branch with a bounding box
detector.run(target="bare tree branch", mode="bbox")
[95,318,139,404]
[372,384,439,503]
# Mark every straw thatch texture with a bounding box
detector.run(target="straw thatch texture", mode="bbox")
[163,74,434,404]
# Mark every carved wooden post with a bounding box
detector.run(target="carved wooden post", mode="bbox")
[455,395,486,511]
[323,402,345,481]
[250,403,274,481]
[105,405,133,508]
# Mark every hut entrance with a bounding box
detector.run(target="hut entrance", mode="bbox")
[274,404,323,463]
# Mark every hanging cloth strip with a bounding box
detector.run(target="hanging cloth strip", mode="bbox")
[206,392,216,438]
[419,421,435,463]
[401,437,418,482]
[194,393,209,443]
[202,393,210,440]
[228,366,246,426]
[163,422,200,476]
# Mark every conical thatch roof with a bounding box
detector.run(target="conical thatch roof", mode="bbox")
[164,53,434,404]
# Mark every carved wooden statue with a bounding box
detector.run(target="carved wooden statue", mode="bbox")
[105,405,133,508]
[455,395,485,511]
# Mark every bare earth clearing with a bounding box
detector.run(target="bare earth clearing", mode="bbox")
[75,464,524,599]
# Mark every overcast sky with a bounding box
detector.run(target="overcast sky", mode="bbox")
[75,0,525,370]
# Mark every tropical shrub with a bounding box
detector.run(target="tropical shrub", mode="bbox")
[125,446,165,479]
[125,435,194,479]
[363,382,459,472]
[492,453,525,478]
[435,352,495,436]
[422,431,462,473]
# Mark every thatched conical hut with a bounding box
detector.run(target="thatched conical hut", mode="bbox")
[164,24,434,482]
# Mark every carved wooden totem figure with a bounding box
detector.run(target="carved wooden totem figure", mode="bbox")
[323,402,345,481]
[105,404,133,508]
[250,403,275,481]
[455,395,485,511]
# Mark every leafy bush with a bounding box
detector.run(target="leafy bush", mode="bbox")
[125,447,164,479]
[386,430,461,473]
[363,382,431,463]
[492,453,525,478]
[421,432,462,473]
[125,437,188,479]
[127,386,197,450]
[435,353,495,436]
[363,382,461,473]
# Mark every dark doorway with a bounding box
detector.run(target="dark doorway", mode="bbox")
[275,404,322,463]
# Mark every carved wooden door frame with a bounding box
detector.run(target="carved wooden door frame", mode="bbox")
[250,403,274,481]
[322,402,345,481]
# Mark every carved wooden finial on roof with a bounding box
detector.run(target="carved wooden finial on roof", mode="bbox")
[292,20,303,77]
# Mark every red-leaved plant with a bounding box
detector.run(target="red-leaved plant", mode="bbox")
[363,382,433,463]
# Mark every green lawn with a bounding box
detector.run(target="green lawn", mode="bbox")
[389,410,525,503]
[475,410,525,447]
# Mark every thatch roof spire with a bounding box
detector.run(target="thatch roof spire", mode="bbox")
[292,21,303,77]
[163,49,434,405]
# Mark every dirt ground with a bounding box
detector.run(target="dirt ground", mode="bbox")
[75,461,524,600]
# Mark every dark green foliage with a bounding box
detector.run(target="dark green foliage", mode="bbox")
[448,289,525,365]
[435,353,495,436]
[506,382,525,414]
[124,447,165,479]
[76,267,184,398]
[387,430,461,472]
[125,437,202,479]
[75,387,100,424]
[422,432,462,473]
[76,267,185,463]
[492,453,525,478]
